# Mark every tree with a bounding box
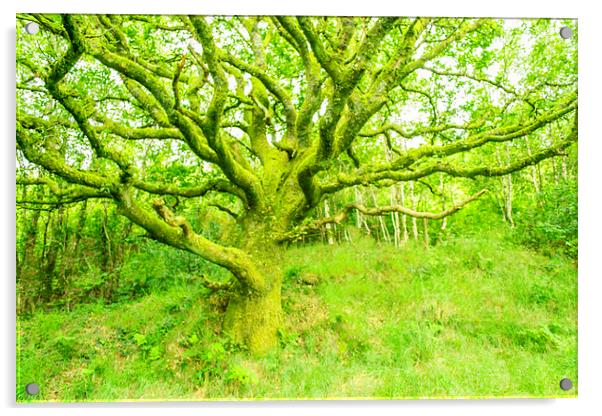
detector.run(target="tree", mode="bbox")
[16,15,577,354]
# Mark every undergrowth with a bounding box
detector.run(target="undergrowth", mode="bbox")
[17,232,577,401]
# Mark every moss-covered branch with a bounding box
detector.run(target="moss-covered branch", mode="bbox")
[134,178,247,203]
[186,16,265,207]
[17,124,118,191]
[16,176,112,206]
[282,189,488,242]
[116,191,267,292]
[357,94,577,175]
[322,116,577,194]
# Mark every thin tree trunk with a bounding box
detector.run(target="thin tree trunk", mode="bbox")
[525,138,541,194]
[74,200,87,254]
[43,206,65,302]
[439,174,448,233]
[409,182,418,240]
[323,198,335,245]
[16,185,28,278]
[39,210,53,302]
[343,227,352,243]
[100,203,116,300]
[552,155,559,184]
[371,189,390,243]
[496,147,515,227]
[18,188,41,280]
[400,183,409,242]
[561,156,569,181]
[58,207,70,295]
[385,146,400,246]
[422,218,430,248]
[390,184,401,248]
[504,144,515,227]
[354,187,371,235]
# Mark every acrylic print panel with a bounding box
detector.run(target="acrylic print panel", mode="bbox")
[16,14,578,402]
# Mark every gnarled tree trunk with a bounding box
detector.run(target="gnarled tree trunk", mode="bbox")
[223,272,283,354]
[222,213,285,354]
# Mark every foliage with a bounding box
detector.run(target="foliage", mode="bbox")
[17,233,577,401]
[515,179,578,257]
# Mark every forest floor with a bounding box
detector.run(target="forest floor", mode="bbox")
[17,232,578,401]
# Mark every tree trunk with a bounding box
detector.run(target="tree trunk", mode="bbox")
[390,184,401,248]
[561,156,568,181]
[223,276,282,355]
[323,198,335,245]
[409,182,419,240]
[439,174,448,235]
[354,187,370,235]
[504,145,515,227]
[19,199,41,281]
[525,138,541,194]
[223,217,284,355]
[40,211,54,301]
[496,147,515,227]
[400,183,409,242]
[371,189,390,243]
[422,218,430,248]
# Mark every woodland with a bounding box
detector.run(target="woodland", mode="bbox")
[16,15,577,400]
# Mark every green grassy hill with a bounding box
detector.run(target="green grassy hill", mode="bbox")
[17,233,577,401]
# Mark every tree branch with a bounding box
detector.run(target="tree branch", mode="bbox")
[134,178,247,204]
[322,114,577,194]
[281,189,488,242]
[17,124,117,191]
[116,191,267,292]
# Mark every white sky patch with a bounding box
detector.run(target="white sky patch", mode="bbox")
[484,62,501,78]
[415,68,431,80]
[188,38,202,53]
[228,75,237,90]
[292,78,301,96]
[228,127,244,139]
[244,77,252,95]
[404,136,426,149]
[318,99,328,116]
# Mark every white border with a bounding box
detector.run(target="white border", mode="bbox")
[3,1,601,416]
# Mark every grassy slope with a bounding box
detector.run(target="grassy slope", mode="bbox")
[16,233,577,401]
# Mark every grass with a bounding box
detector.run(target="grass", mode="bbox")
[16,232,577,401]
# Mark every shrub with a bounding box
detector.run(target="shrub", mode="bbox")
[515,180,577,258]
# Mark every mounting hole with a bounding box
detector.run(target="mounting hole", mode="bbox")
[559,26,573,39]
[25,383,40,396]
[24,22,40,35]
[559,378,573,391]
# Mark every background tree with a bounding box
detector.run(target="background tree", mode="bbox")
[16,15,577,354]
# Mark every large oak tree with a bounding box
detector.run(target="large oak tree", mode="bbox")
[16,15,577,353]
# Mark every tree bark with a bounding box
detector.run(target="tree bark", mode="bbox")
[496,146,515,227]
[525,138,541,194]
[409,181,419,240]
[354,187,370,235]
[18,190,41,280]
[439,174,448,234]
[371,189,390,243]
[390,184,401,248]
[323,198,336,245]
[223,215,284,354]
[223,275,282,355]
[400,183,409,242]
